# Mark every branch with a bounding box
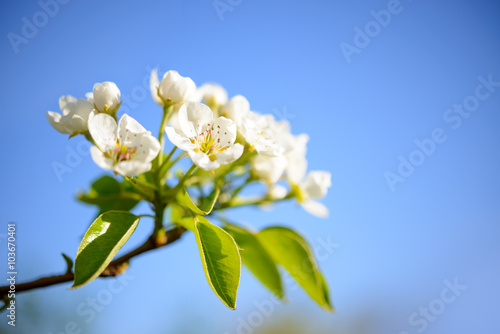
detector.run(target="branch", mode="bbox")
[0,226,186,297]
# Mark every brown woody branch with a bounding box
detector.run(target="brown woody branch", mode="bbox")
[0,226,186,297]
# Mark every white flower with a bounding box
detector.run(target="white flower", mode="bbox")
[251,154,287,184]
[92,82,121,113]
[220,96,293,157]
[88,113,160,176]
[149,69,163,105]
[220,95,250,127]
[285,134,309,184]
[240,112,293,156]
[197,83,228,108]
[165,102,244,170]
[85,92,94,104]
[46,95,94,136]
[298,171,331,218]
[269,184,287,200]
[150,69,197,105]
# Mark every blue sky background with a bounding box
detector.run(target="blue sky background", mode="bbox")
[1,0,499,333]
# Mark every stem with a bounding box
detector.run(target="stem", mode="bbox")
[0,226,186,297]
[168,164,198,201]
[158,151,184,179]
[123,176,153,200]
[231,176,256,198]
[215,148,256,182]
[156,104,175,168]
[83,131,96,146]
[163,146,178,163]
[154,193,165,231]
[218,192,294,210]
[138,214,155,219]
[129,177,157,190]
[157,148,183,182]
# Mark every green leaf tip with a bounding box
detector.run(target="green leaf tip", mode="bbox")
[176,187,220,216]
[61,253,74,275]
[258,226,334,312]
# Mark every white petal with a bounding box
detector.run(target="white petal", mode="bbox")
[59,95,77,112]
[93,81,121,112]
[85,92,94,104]
[133,133,161,163]
[118,114,148,147]
[301,200,329,218]
[149,68,163,105]
[252,154,287,184]
[159,70,197,103]
[287,157,307,185]
[88,112,117,151]
[301,171,332,199]
[216,143,244,165]
[269,184,287,200]
[286,133,309,184]
[165,126,196,151]
[189,151,220,171]
[46,111,70,134]
[175,76,197,102]
[240,111,291,156]
[212,116,237,148]
[115,161,152,176]
[159,70,181,100]
[221,95,250,126]
[74,98,94,118]
[90,146,114,170]
[178,102,213,138]
[168,111,181,130]
[61,114,87,133]
[198,83,228,106]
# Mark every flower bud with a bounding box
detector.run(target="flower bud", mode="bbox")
[197,83,228,109]
[92,81,121,114]
[157,70,197,105]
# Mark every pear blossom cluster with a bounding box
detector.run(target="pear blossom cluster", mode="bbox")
[46,69,332,218]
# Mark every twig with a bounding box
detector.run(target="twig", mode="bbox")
[0,226,186,297]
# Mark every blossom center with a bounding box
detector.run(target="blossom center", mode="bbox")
[105,141,137,163]
[192,127,228,158]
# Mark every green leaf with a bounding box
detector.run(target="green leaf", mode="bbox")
[170,204,195,231]
[224,223,284,299]
[194,216,241,309]
[318,271,332,310]
[176,187,219,216]
[258,226,334,312]
[71,211,140,289]
[198,187,220,213]
[78,175,142,215]
[61,253,74,274]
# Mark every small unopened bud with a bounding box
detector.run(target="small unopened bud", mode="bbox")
[155,227,167,247]
[93,81,121,114]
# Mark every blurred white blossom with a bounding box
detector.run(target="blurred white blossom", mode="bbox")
[269,184,287,200]
[298,171,331,218]
[220,95,250,127]
[197,83,228,110]
[241,111,293,156]
[285,134,309,184]
[251,154,287,184]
